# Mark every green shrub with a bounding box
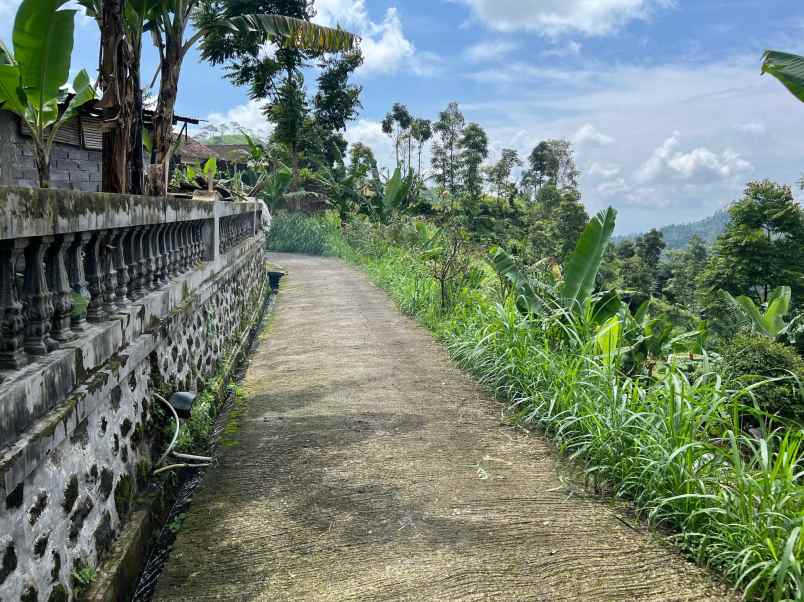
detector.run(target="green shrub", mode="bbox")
[721,333,804,420]
[267,212,345,256]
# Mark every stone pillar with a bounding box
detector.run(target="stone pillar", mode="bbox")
[101,231,118,315]
[167,223,179,278]
[22,236,58,355]
[66,232,91,331]
[46,234,75,343]
[157,224,169,285]
[112,229,130,306]
[127,227,146,300]
[0,239,28,369]
[85,231,107,323]
[179,224,190,272]
[146,227,159,289]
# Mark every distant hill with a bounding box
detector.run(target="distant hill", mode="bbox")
[617,209,731,250]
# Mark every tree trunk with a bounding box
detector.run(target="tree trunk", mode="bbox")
[152,42,183,196]
[129,31,144,195]
[99,0,130,194]
[34,146,50,189]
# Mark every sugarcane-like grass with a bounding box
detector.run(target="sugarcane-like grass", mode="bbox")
[353,240,804,601]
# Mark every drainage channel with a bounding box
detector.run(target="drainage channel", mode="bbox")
[131,285,279,601]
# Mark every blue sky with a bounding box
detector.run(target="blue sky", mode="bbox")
[2,0,803,233]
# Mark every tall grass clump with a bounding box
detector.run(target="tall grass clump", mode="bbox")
[267,211,349,256]
[335,221,804,601]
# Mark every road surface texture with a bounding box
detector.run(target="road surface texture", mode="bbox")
[154,253,734,601]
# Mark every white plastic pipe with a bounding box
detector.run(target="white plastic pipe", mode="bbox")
[153,463,211,476]
[154,393,180,467]
[172,451,212,462]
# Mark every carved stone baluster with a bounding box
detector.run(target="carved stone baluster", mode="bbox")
[173,224,183,273]
[190,222,197,265]
[222,218,230,253]
[188,223,197,264]
[148,227,160,288]
[180,224,190,271]
[85,231,107,323]
[192,222,201,263]
[218,218,224,255]
[46,234,75,343]
[140,227,156,290]
[165,223,178,280]
[157,224,170,284]
[102,231,117,315]
[126,227,142,300]
[113,229,130,306]
[0,239,28,369]
[22,236,58,355]
[66,233,90,330]
[151,224,164,287]
[173,222,183,276]
[153,224,164,284]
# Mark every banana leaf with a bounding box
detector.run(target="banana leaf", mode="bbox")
[560,207,617,311]
[762,50,804,103]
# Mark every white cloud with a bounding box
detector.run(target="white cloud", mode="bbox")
[467,62,593,85]
[314,1,437,76]
[736,122,767,135]
[542,41,582,58]
[344,119,396,168]
[313,0,369,27]
[572,123,615,146]
[459,53,804,231]
[464,40,518,63]
[636,132,752,183]
[457,0,673,36]
[588,162,622,178]
[205,100,274,139]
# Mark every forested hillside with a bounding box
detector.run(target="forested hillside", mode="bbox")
[618,209,730,249]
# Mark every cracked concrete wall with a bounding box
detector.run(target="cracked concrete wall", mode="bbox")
[0,241,268,602]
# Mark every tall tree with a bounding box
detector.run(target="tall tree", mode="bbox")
[636,228,666,266]
[485,148,521,205]
[458,122,489,204]
[348,142,377,180]
[528,184,588,261]
[410,118,432,178]
[142,0,358,194]
[522,139,579,196]
[98,0,131,193]
[663,235,708,311]
[431,102,465,196]
[313,49,363,165]
[266,74,309,190]
[381,102,412,168]
[702,180,804,303]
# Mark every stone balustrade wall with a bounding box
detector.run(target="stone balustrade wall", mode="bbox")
[0,187,268,602]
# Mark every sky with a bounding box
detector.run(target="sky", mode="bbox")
[2,0,804,233]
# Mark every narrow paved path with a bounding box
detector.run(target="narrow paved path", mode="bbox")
[154,253,733,601]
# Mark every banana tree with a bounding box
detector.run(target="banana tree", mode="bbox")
[560,207,618,312]
[761,51,804,103]
[146,6,358,195]
[722,285,801,339]
[369,166,415,224]
[79,0,158,194]
[488,208,618,320]
[0,0,95,188]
